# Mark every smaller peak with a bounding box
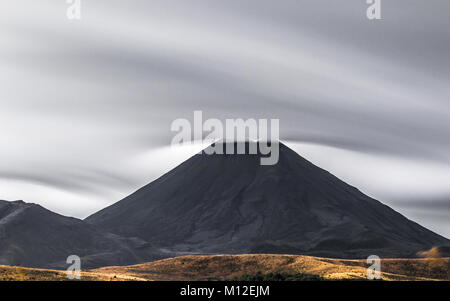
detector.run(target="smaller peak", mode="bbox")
[7,200,38,208]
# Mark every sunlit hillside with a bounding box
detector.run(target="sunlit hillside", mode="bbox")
[1,254,448,281]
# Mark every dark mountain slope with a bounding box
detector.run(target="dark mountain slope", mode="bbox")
[0,200,167,269]
[86,142,449,258]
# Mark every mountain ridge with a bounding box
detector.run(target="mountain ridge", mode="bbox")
[0,199,168,269]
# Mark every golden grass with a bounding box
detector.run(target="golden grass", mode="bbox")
[1,254,448,281]
[92,254,450,281]
[0,265,137,281]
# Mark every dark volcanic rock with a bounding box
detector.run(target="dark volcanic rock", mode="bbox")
[86,142,449,259]
[0,200,167,269]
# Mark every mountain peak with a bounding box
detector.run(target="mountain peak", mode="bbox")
[199,140,287,166]
[12,200,26,205]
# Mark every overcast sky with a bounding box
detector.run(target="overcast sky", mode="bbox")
[0,0,449,238]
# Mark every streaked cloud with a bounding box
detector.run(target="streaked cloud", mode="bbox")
[0,0,449,237]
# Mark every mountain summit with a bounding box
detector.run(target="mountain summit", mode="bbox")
[86,142,449,258]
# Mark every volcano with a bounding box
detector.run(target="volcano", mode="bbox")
[86,142,449,258]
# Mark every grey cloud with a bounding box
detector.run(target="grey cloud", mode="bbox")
[4,2,450,163]
[0,168,137,195]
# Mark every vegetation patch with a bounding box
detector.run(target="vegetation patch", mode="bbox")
[228,272,326,281]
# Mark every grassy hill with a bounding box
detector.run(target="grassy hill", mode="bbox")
[1,254,449,281]
[93,254,450,281]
